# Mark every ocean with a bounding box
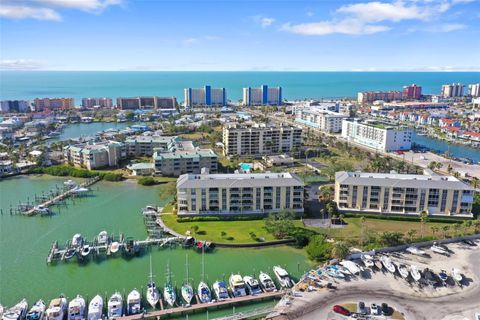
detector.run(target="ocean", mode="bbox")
[0,71,479,102]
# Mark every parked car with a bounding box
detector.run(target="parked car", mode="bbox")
[381,303,391,316]
[370,303,380,315]
[357,301,367,315]
[332,305,351,316]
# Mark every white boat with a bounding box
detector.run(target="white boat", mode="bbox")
[97,231,108,245]
[26,300,45,320]
[127,289,141,315]
[67,295,85,320]
[339,260,361,275]
[0,305,4,319]
[229,274,247,297]
[64,180,77,187]
[273,266,293,288]
[87,295,103,320]
[181,254,194,306]
[107,292,123,319]
[163,262,176,307]
[45,296,67,320]
[80,245,91,257]
[451,268,463,284]
[243,276,263,295]
[380,256,396,273]
[109,242,120,254]
[33,205,50,215]
[197,282,212,304]
[3,299,28,320]
[72,187,89,194]
[259,272,277,292]
[431,243,449,255]
[146,256,160,308]
[72,234,83,248]
[213,281,230,301]
[410,265,421,282]
[398,264,409,279]
[361,254,374,268]
[406,246,426,256]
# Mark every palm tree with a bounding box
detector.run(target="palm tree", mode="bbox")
[360,216,367,246]
[442,225,450,239]
[430,225,439,238]
[419,211,428,238]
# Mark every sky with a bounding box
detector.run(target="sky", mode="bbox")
[0,0,479,71]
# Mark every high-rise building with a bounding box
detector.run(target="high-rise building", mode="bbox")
[441,83,464,97]
[63,141,125,170]
[116,97,177,110]
[34,98,74,111]
[468,83,480,97]
[81,98,113,109]
[357,91,402,104]
[154,148,218,177]
[242,85,282,106]
[402,84,422,100]
[0,100,30,113]
[295,109,347,133]
[184,86,226,107]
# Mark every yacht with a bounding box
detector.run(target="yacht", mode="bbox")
[163,263,177,307]
[146,256,160,308]
[107,292,123,319]
[87,295,103,320]
[380,256,396,273]
[243,276,262,295]
[97,231,109,246]
[410,265,422,282]
[26,300,45,320]
[197,282,212,304]
[67,295,86,320]
[71,234,83,248]
[213,281,230,301]
[126,290,141,315]
[45,296,67,320]
[229,274,247,297]
[2,299,28,320]
[273,266,293,288]
[258,272,277,292]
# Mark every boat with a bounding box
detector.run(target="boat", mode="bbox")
[229,274,247,297]
[439,270,448,284]
[406,246,426,256]
[64,248,76,260]
[213,281,230,301]
[71,187,89,194]
[71,234,83,248]
[163,262,176,307]
[33,205,50,215]
[126,289,141,315]
[45,296,67,320]
[431,242,449,256]
[3,299,28,320]
[80,245,91,258]
[410,265,421,282]
[360,254,374,268]
[374,259,383,270]
[339,260,361,275]
[87,295,103,320]
[273,266,293,287]
[451,268,463,284]
[97,231,108,246]
[64,180,77,187]
[380,256,396,273]
[146,256,160,308]
[423,268,437,286]
[109,242,120,254]
[198,245,212,303]
[181,255,194,306]
[326,265,345,279]
[26,300,45,320]
[398,264,409,279]
[243,276,263,295]
[0,305,4,319]
[107,293,123,318]
[67,295,85,320]
[258,272,277,292]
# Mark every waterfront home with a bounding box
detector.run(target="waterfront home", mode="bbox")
[439,118,461,128]
[0,160,14,176]
[442,127,463,138]
[461,131,480,143]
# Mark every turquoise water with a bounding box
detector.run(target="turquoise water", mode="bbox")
[412,132,480,162]
[1,71,479,101]
[51,122,138,141]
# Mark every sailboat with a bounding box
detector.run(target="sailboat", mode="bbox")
[181,255,194,306]
[198,245,212,304]
[146,255,160,308]
[163,261,177,307]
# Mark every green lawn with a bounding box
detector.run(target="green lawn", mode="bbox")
[161,213,304,243]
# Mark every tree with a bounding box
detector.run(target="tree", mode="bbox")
[428,161,438,170]
[379,231,404,247]
[430,225,439,238]
[407,229,417,242]
[305,235,332,261]
[472,193,480,219]
[264,210,296,239]
[472,177,479,189]
[326,201,339,218]
[360,216,368,246]
[462,220,472,236]
[319,185,334,203]
[331,241,350,260]
[442,225,450,239]
[419,211,429,239]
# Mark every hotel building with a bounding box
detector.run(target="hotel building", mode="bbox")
[357,91,402,104]
[34,98,75,111]
[295,109,347,133]
[468,83,480,97]
[441,83,464,98]
[402,84,422,100]
[242,85,282,106]
[335,171,475,218]
[81,98,113,109]
[176,172,304,216]
[64,141,125,170]
[341,119,412,152]
[116,96,177,110]
[222,123,302,156]
[184,86,226,107]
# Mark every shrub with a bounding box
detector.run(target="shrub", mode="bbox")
[306,235,332,261]
[103,173,123,181]
[225,236,234,241]
[138,176,157,186]
[196,230,207,235]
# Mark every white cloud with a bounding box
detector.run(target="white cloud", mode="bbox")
[0,59,46,70]
[0,5,61,21]
[429,23,467,32]
[252,15,275,28]
[282,19,391,36]
[34,0,122,12]
[337,1,429,22]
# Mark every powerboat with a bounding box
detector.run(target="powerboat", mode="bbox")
[67,295,85,320]
[97,231,108,246]
[398,264,409,279]
[410,265,421,282]
[3,299,28,320]
[213,281,230,301]
[273,266,293,288]
[64,248,76,260]
[164,263,176,307]
[146,256,160,308]
[109,242,120,254]
[451,268,463,284]
[439,270,448,285]
[360,254,374,268]
[181,283,194,306]
[45,296,67,320]
[326,265,345,279]
[107,292,123,318]
[406,246,426,256]
[243,276,263,295]
[71,234,83,248]
[72,187,89,194]
[87,295,103,320]
[259,272,277,292]
[126,289,141,315]
[339,260,361,275]
[229,274,247,297]
[80,245,91,258]
[431,242,449,256]
[380,256,396,273]
[374,259,383,270]
[197,282,212,303]
[33,205,50,215]
[26,300,45,320]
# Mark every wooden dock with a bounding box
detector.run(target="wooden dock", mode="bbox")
[118,291,284,320]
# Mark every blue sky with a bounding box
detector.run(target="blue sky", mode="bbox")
[0,0,479,71]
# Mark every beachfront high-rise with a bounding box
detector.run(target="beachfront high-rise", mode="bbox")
[335,171,475,218]
[357,91,402,104]
[81,98,113,109]
[441,83,465,98]
[295,109,347,133]
[184,85,226,107]
[242,85,282,106]
[468,83,480,97]
[34,98,75,111]
[0,100,30,113]
[116,96,177,110]
[402,84,422,100]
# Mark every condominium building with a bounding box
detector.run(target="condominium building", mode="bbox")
[242,85,282,106]
[468,83,480,97]
[63,141,125,170]
[184,85,226,107]
[295,109,348,133]
[116,96,177,110]
[34,98,75,111]
[402,84,422,100]
[341,119,412,152]
[222,123,302,156]
[125,135,178,157]
[81,98,113,109]
[153,148,218,177]
[0,100,30,113]
[335,171,475,218]
[441,83,464,97]
[176,172,304,216]
[357,91,402,104]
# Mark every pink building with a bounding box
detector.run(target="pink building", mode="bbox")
[402,84,422,100]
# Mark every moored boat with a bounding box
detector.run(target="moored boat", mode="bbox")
[71,234,83,248]
[126,289,141,315]
[406,246,426,256]
[326,265,345,279]
[163,263,176,307]
[146,256,160,309]
[273,266,293,287]
[380,256,396,273]
[243,276,263,295]
[181,255,194,306]
[339,260,361,275]
[3,299,28,320]
[33,205,50,215]
[26,300,45,320]
[431,242,449,256]
[258,272,277,292]
[80,245,91,258]
[451,268,463,284]
[213,281,230,301]
[229,274,247,297]
[45,296,67,320]
[67,295,85,320]
[439,270,448,284]
[398,264,409,279]
[87,295,103,320]
[107,292,123,319]
[361,254,374,268]
[410,265,421,282]
[197,282,212,304]
[109,242,120,254]
[97,231,108,246]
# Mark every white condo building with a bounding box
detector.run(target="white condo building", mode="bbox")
[341,119,412,152]
[242,85,282,106]
[468,83,480,97]
[184,85,226,107]
[441,83,464,97]
[295,109,348,133]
